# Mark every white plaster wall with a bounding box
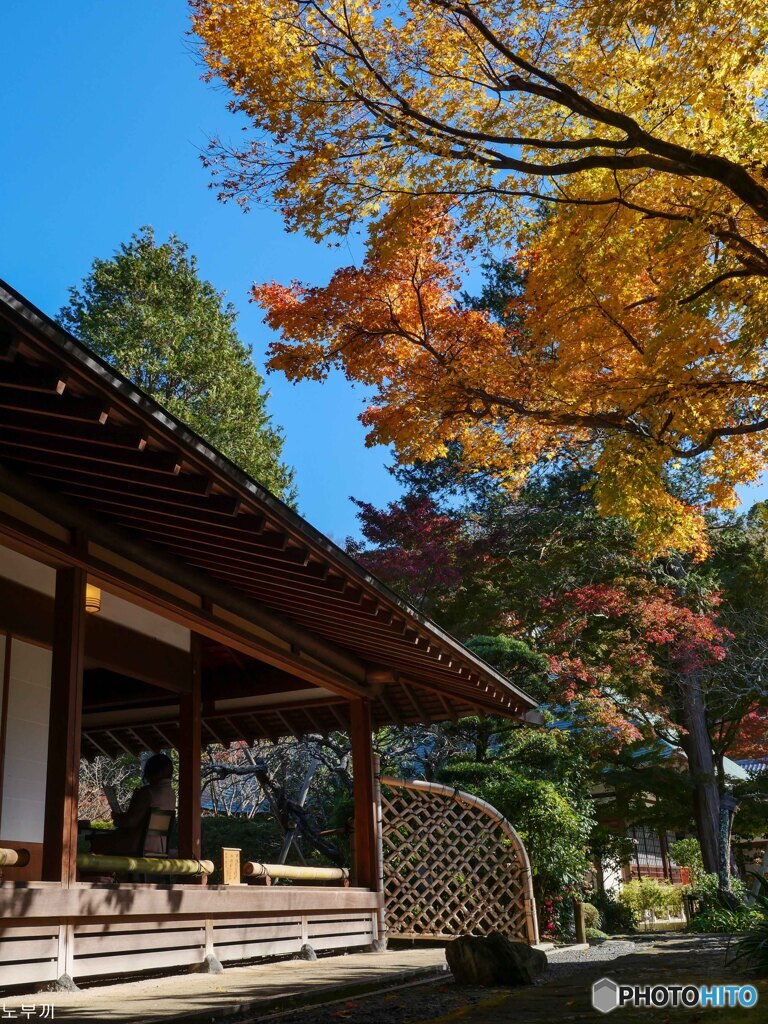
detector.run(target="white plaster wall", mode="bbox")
[0,545,55,596]
[0,540,190,651]
[0,640,52,843]
[602,862,623,895]
[0,546,187,844]
[98,591,190,651]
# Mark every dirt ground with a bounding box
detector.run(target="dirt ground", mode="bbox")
[267,935,766,1024]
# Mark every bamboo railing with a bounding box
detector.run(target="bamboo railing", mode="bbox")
[243,862,349,884]
[0,848,29,867]
[76,853,214,876]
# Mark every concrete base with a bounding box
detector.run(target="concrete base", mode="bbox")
[6,948,448,1023]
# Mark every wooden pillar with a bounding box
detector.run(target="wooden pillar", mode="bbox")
[42,567,87,884]
[350,698,378,890]
[178,633,202,868]
[659,831,671,880]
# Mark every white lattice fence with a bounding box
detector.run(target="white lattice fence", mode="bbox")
[380,776,538,944]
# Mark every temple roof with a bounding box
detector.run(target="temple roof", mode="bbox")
[0,279,538,752]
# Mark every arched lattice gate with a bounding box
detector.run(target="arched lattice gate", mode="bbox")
[379,776,538,945]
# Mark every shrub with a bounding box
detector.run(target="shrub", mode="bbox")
[590,890,635,934]
[582,902,602,930]
[618,878,683,927]
[669,838,704,886]
[689,871,748,907]
[733,875,768,976]
[687,905,755,934]
[686,872,756,935]
[585,926,609,941]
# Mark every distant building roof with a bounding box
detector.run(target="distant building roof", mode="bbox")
[734,758,768,778]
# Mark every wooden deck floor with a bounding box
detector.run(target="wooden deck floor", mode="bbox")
[2,947,449,1023]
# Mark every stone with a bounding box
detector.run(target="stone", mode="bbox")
[445,933,547,986]
[190,954,224,975]
[365,937,388,953]
[37,974,79,993]
[296,943,317,961]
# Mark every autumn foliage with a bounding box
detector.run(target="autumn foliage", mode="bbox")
[195,0,768,556]
[255,205,750,557]
[348,494,468,609]
[538,581,731,750]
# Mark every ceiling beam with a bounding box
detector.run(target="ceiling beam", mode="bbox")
[0,361,66,393]
[0,462,371,699]
[0,429,181,474]
[0,328,20,362]
[0,388,109,423]
[0,408,147,450]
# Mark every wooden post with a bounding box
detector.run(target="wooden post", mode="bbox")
[42,567,87,885]
[573,898,587,945]
[659,831,671,880]
[178,633,202,876]
[373,754,387,946]
[350,698,378,890]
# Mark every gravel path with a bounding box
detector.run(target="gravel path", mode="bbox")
[261,935,757,1024]
[532,939,637,985]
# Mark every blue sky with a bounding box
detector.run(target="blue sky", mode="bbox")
[0,2,765,540]
[0,1,400,544]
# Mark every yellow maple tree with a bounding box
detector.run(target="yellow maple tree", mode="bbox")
[194,0,768,554]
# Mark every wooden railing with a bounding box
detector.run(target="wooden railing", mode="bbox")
[0,848,29,867]
[76,853,214,876]
[243,862,349,885]
[0,883,382,990]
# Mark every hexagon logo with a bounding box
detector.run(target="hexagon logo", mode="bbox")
[592,977,620,1014]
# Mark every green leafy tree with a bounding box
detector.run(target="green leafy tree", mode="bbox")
[440,728,595,938]
[59,227,296,502]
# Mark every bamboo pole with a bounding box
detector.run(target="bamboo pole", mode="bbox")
[243,862,349,883]
[77,853,213,875]
[0,848,30,867]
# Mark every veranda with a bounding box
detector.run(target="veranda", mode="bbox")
[0,279,538,990]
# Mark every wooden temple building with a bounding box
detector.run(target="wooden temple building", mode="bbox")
[0,279,538,989]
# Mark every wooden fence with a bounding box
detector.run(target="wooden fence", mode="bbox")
[380,776,538,945]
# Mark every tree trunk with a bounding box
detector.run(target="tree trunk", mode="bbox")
[678,674,720,875]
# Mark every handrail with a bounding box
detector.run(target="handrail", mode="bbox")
[0,847,30,867]
[243,862,349,883]
[77,853,213,875]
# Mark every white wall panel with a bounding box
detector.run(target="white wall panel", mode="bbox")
[98,591,190,651]
[0,640,52,843]
[0,539,190,650]
[0,545,55,596]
